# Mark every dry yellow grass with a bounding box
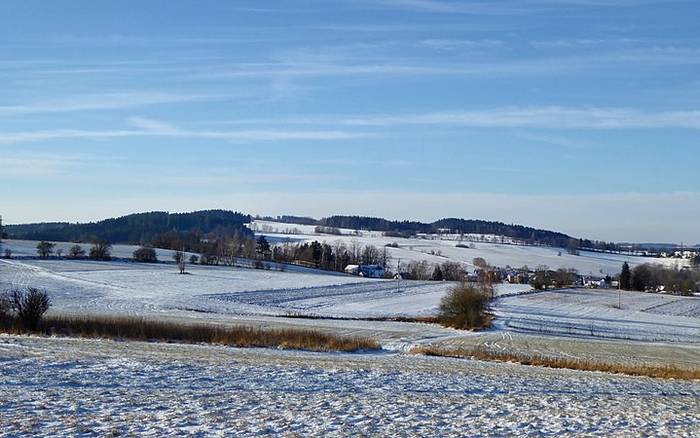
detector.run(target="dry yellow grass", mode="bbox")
[411,346,700,380]
[0,314,381,353]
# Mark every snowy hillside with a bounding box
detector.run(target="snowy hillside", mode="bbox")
[251,220,687,276]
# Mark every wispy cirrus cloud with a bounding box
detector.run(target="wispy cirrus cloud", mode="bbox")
[371,0,531,15]
[341,107,700,129]
[420,39,503,51]
[0,152,117,177]
[0,91,217,116]
[49,34,264,47]
[374,0,675,14]
[0,117,368,145]
[211,106,700,130]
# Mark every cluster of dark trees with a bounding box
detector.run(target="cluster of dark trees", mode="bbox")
[314,226,342,235]
[270,240,391,273]
[150,231,257,266]
[531,268,579,290]
[620,262,698,295]
[578,239,620,252]
[6,210,251,244]
[35,241,112,261]
[143,234,395,274]
[403,260,467,281]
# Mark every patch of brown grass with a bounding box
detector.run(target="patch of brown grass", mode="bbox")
[410,345,700,380]
[280,312,439,324]
[0,314,381,353]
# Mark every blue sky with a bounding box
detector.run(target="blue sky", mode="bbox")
[1,0,699,242]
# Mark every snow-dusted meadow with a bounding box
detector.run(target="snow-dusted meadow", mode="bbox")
[1,335,698,437]
[1,238,699,436]
[0,249,698,349]
[495,288,700,343]
[251,220,688,276]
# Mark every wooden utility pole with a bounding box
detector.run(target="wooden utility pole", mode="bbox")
[396,258,401,293]
[618,281,621,309]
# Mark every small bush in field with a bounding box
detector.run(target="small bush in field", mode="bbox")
[133,246,158,263]
[7,287,51,330]
[438,283,492,330]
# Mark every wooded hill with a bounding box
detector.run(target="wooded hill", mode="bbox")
[5,210,252,244]
[7,210,607,250]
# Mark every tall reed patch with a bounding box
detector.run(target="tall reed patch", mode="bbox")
[0,314,381,353]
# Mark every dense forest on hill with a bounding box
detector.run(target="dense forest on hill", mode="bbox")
[321,215,574,247]
[5,210,252,244]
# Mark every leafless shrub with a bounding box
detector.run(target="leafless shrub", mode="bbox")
[6,287,51,330]
[89,241,112,261]
[133,246,157,263]
[68,245,86,259]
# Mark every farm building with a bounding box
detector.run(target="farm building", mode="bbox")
[344,264,386,278]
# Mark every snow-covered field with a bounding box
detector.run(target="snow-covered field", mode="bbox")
[252,220,688,276]
[1,240,699,436]
[1,335,698,437]
[494,288,700,343]
[1,255,698,348]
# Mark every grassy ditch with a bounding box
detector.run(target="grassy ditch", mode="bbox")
[411,346,700,380]
[0,314,381,353]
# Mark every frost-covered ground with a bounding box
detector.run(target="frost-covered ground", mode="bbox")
[1,254,531,320]
[1,257,699,350]
[1,335,698,437]
[0,257,373,317]
[252,220,687,276]
[1,244,699,436]
[494,288,700,343]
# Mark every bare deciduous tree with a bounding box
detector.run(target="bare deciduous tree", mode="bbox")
[89,241,112,261]
[36,241,55,259]
[7,287,51,330]
[68,245,86,259]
